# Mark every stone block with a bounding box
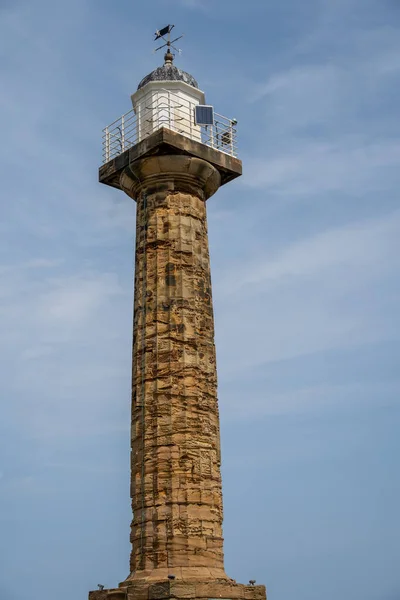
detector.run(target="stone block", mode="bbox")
[89,590,127,600]
[149,583,170,599]
[243,586,267,600]
[170,583,196,598]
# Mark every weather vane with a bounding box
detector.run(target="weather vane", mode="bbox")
[154,24,184,57]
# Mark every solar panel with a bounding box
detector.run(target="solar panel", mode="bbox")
[194,105,214,126]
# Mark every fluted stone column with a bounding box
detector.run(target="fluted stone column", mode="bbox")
[120,155,227,582]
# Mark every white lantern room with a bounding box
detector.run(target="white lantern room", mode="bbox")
[131,50,206,144]
[102,50,238,164]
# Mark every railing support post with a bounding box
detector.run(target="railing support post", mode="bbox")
[105,127,110,162]
[168,90,171,130]
[137,103,141,143]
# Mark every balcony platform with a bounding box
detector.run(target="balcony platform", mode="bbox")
[99,127,242,191]
[89,579,266,600]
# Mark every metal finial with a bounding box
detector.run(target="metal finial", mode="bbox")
[164,49,174,65]
[154,24,184,60]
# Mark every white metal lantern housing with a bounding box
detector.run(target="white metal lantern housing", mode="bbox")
[131,78,206,144]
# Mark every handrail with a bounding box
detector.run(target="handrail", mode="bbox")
[102,88,238,163]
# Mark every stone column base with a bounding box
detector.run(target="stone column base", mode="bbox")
[89,580,267,600]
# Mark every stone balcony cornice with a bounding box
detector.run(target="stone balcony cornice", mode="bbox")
[99,127,242,194]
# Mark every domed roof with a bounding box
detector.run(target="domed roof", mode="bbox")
[137,51,199,90]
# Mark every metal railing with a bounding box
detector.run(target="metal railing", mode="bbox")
[102,88,238,163]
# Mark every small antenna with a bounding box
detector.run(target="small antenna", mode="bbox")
[153,24,184,59]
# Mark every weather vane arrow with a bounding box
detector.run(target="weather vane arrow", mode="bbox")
[153,24,184,56]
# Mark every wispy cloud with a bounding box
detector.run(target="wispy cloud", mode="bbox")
[219,209,400,294]
[222,378,400,420]
[171,0,209,11]
[1,265,131,427]
[243,16,400,202]
[243,137,400,195]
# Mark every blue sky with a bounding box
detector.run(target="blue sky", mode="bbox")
[0,0,399,599]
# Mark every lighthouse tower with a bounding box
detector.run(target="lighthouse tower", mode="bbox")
[91,27,266,600]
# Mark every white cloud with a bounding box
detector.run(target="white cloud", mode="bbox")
[251,64,343,126]
[173,0,208,10]
[218,9,400,376]
[243,137,400,195]
[219,209,400,293]
[222,381,400,420]
[37,274,123,324]
[244,20,400,198]
[213,209,400,372]
[0,262,132,440]
[0,0,138,449]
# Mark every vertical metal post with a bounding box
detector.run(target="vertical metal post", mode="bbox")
[137,102,141,143]
[105,127,110,162]
[121,114,125,152]
[168,90,171,131]
[230,120,234,156]
[155,91,158,131]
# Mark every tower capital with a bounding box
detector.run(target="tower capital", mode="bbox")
[100,127,241,192]
[120,155,221,201]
